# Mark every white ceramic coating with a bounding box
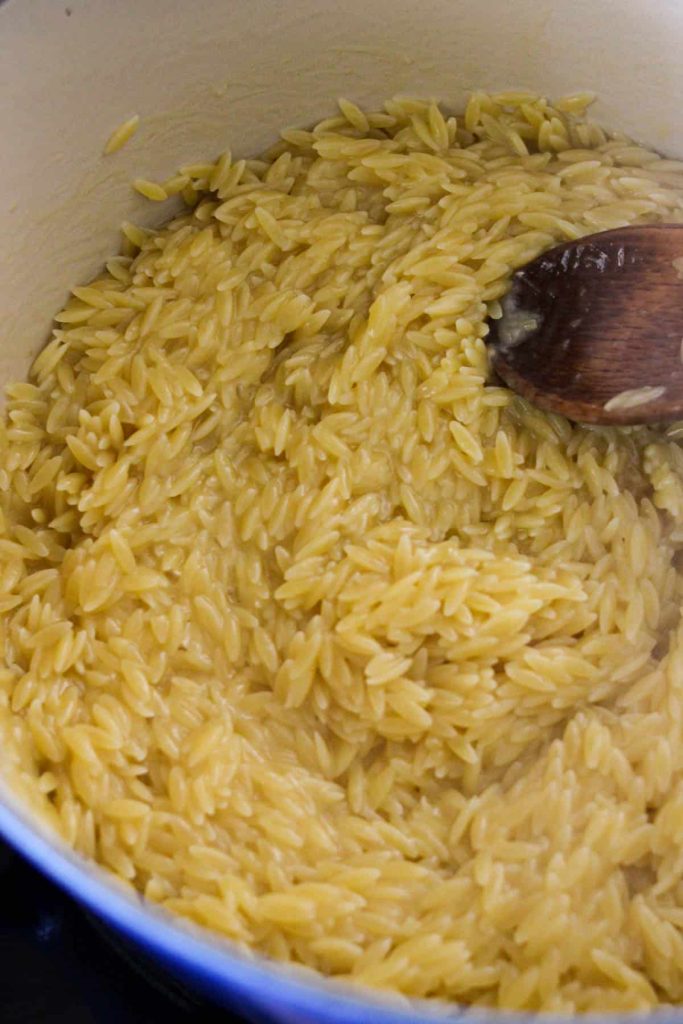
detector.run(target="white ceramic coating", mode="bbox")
[2,0,683,385]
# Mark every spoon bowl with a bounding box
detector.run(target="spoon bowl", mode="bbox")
[488,224,683,425]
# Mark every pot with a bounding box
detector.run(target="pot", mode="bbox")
[2,1,683,1020]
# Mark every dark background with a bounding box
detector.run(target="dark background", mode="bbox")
[0,838,241,1022]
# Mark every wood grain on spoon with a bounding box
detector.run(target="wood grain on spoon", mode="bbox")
[487,224,683,425]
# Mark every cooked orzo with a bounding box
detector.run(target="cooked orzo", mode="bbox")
[3,91,683,1013]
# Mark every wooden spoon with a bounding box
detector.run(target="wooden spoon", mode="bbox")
[487,225,683,425]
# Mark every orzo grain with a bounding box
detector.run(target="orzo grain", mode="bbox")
[103,113,140,155]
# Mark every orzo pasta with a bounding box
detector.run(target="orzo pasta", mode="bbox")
[3,91,683,1012]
